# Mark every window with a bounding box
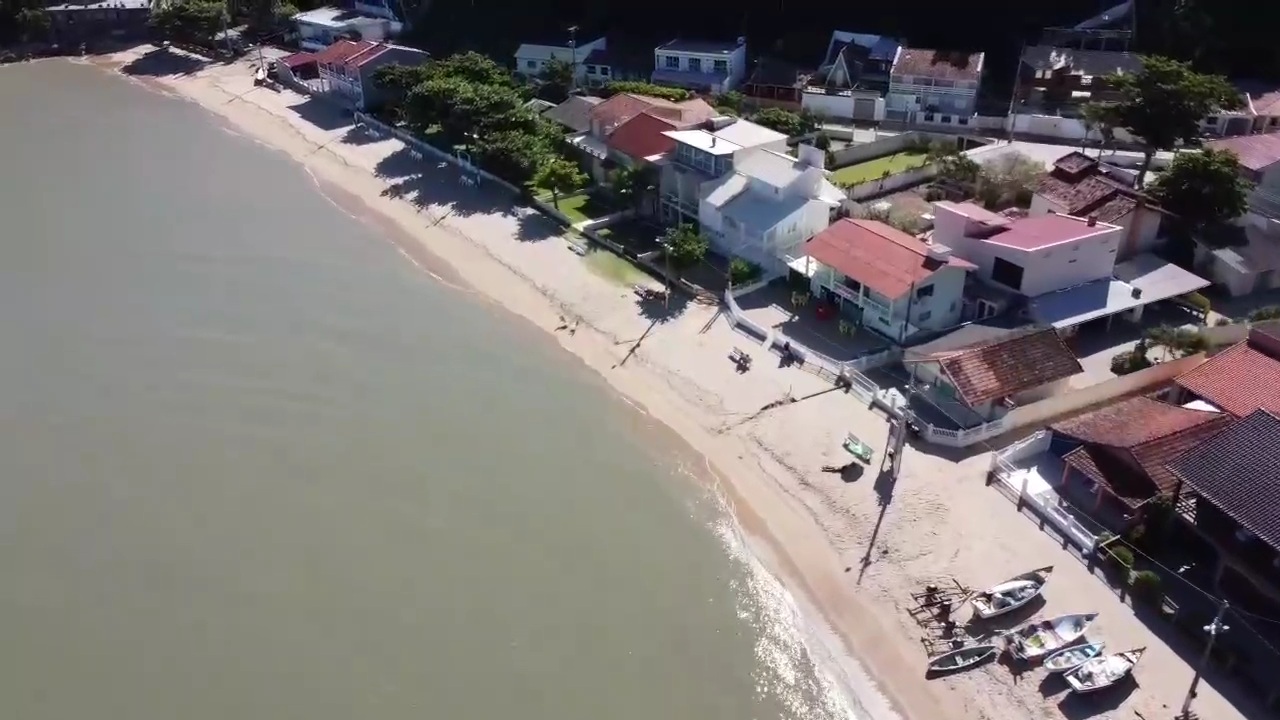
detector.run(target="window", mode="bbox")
[915,284,934,299]
[918,311,932,322]
[600,66,610,76]
[840,276,862,294]
[688,57,702,72]
[713,59,728,74]
[665,55,679,69]
[990,257,1025,291]
[526,60,537,70]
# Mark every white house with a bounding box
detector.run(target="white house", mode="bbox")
[794,217,976,341]
[657,117,790,224]
[514,36,606,83]
[652,38,747,94]
[1206,132,1280,225]
[694,145,845,274]
[932,201,1121,297]
[1031,152,1165,259]
[292,7,394,52]
[886,47,984,124]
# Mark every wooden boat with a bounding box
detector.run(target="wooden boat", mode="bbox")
[1043,641,1105,673]
[970,566,1053,619]
[1065,648,1145,693]
[1007,613,1098,660]
[927,644,999,674]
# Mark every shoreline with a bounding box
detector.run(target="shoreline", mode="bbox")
[84,45,1255,720]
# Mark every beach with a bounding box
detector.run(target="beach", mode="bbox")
[87,45,1256,720]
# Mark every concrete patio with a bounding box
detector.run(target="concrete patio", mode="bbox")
[732,282,892,363]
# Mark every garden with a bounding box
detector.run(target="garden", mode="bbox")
[829,149,931,186]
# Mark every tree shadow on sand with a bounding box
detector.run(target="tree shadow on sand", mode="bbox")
[288,96,351,131]
[516,212,562,242]
[372,146,511,219]
[635,288,690,323]
[120,47,210,77]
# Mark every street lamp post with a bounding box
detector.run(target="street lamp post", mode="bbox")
[1181,601,1229,718]
[567,25,578,95]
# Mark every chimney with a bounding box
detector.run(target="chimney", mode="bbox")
[710,135,716,147]
[1087,215,1097,226]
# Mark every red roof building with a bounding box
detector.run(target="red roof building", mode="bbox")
[604,111,680,162]
[803,218,974,299]
[1173,324,1280,417]
[1205,132,1280,174]
[909,324,1082,409]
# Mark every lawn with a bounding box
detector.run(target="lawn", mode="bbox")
[537,191,614,225]
[594,219,663,255]
[829,150,930,186]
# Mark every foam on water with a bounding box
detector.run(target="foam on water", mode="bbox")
[686,464,902,720]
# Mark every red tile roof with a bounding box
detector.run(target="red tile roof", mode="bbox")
[280,51,317,69]
[922,325,1082,406]
[802,218,975,299]
[981,212,1115,250]
[1205,132,1280,172]
[311,39,376,67]
[587,94,718,136]
[1056,396,1231,505]
[891,48,984,82]
[1175,331,1280,416]
[1035,152,1157,223]
[605,111,678,160]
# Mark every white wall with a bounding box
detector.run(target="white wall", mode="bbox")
[1030,195,1163,259]
[932,204,1122,295]
[907,265,967,331]
[653,45,747,90]
[1009,114,1139,144]
[801,92,886,121]
[516,38,606,81]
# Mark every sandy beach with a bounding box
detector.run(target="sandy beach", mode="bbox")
[85,45,1257,720]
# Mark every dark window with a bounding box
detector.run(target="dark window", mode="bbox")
[915,284,934,298]
[841,276,862,293]
[991,257,1024,291]
[600,66,610,76]
[713,60,728,74]
[918,310,932,322]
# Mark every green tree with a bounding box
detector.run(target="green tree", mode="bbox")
[607,165,655,211]
[602,81,690,102]
[713,91,745,115]
[662,225,709,272]
[149,0,227,45]
[1149,148,1253,230]
[728,258,762,285]
[751,107,815,137]
[531,157,586,208]
[1081,102,1121,157]
[14,6,47,41]
[428,51,516,89]
[1087,56,1241,187]
[537,58,575,103]
[975,152,1043,208]
[812,131,832,151]
[371,63,434,118]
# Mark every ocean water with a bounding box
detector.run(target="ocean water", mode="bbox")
[0,59,863,720]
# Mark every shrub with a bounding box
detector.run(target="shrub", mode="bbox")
[1182,291,1212,313]
[1110,349,1152,375]
[812,131,832,150]
[1247,306,1280,321]
[602,81,690,102]
[728,258,762,286]
[1107,544,1135,571]
[1130,570,1163,605]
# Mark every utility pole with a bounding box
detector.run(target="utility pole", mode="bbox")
[1181,600,1230,719]
[567,25,578,95]
[1004,41,1026,144]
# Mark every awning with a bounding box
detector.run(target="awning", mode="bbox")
[567,132,608,160]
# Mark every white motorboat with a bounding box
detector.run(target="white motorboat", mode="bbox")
[1043,641,1105,673]
[1065,648,1145,693]
[1007,613,1098,660]
[970,566,1053,619]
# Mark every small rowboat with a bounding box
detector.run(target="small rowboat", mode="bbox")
[843,432,873,463]
[1043,641,1105,673]
[927,643,999,674]
[1065,648,1145,693]
[970,566,1053,619]
[1007,613,1098,660]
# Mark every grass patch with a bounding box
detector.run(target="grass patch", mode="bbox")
[595,219,663,255]
[582,248,650,285]
[830,150,929,185]
[537,192,614,225]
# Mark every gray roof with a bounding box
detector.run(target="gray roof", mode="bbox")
[1168,409,1280,552]
[1112,253,1210,298]
[542,95,603,134]
[657,39,741,55]
[721,192,809,233]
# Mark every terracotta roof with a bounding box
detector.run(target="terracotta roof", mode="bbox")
[1252,89,1280,116]
[280,51,317,69]
[1035,153,1148,222]
[588,94,714,135]
[605,111,678,160]
[802,218,975,299]
[1167,409,1280,552]
[924,325,1081,406]
[312,40,376,67]
[1175,330,1280,416]
[1205,132,1280,172]
[1056,397,1231,505]
[891,48,984,82]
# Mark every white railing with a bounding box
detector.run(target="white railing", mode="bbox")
[921,416,1007,447]
[987,431,1100,553]
[721,287,882,403]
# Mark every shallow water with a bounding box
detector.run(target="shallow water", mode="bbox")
[0,60,857,720]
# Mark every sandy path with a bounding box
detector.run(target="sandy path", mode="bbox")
[86,45,1258,720]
